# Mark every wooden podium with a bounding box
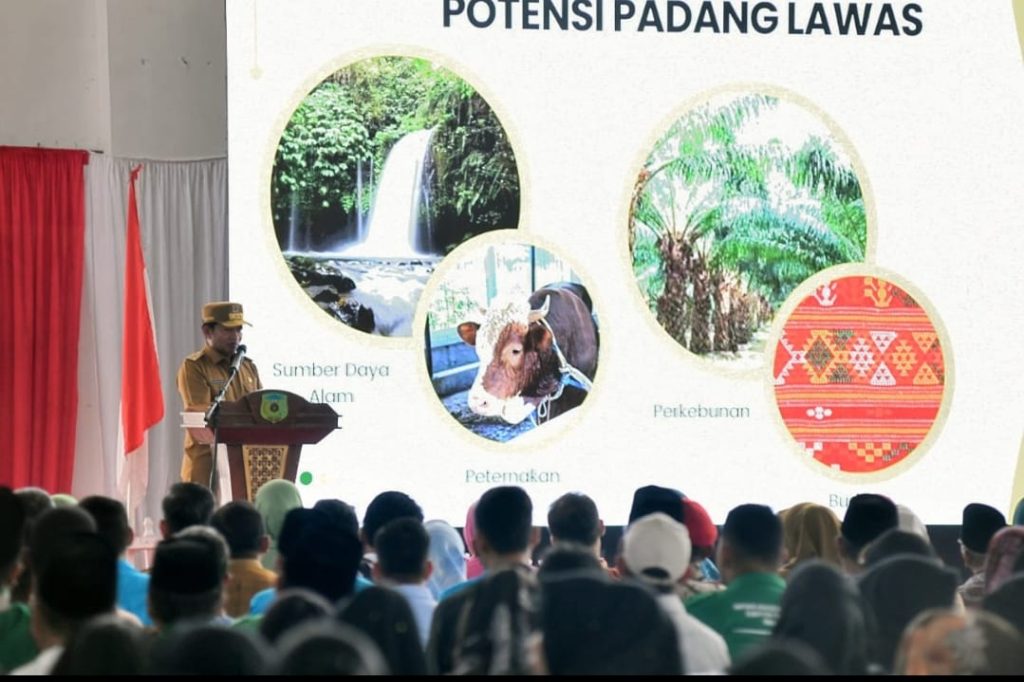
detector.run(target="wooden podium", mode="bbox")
[186,390,339,502]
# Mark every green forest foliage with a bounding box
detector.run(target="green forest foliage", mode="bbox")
[272,57,519,250]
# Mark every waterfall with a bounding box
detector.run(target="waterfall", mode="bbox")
[344,129,434,259]
[356,158,365,244]
[287,191,299,252]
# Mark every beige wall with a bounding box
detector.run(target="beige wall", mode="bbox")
[0,0,225,158]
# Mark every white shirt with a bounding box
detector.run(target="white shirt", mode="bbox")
[657,593,731,675]
[11,645,64,675]
[388,582,437,648]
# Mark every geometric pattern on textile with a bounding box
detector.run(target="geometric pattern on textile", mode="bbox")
[773,276,945,474]
[243,445,287,501]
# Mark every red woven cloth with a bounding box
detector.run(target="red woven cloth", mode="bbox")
[773,276,945,474]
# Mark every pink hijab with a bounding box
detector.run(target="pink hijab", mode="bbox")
[464,501,485,579]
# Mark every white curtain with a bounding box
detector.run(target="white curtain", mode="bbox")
[73,154,227,525]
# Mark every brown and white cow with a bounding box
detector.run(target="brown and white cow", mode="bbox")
[457,282,598,424]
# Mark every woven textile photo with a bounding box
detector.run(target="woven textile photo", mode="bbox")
[773,276,946,474]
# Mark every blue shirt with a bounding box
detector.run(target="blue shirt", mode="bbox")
[248,574,373,615]
[437,575,482,602]
[117,559,152,626]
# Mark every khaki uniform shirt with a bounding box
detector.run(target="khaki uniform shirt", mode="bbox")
[177,345,262,472]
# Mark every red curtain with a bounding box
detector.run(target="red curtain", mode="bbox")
[0,147,88,492]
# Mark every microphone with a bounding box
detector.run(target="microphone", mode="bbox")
[229,344,247,373]
[205,344,248,425]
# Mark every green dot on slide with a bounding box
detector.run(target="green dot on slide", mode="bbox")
[299,471,313,485]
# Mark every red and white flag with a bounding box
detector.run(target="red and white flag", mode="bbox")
[117,165,164,521]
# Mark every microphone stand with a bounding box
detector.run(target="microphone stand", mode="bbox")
[205,347,245,498]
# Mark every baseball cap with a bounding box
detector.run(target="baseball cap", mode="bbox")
[622,512,692,586]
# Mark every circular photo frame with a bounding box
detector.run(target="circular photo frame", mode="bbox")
[421,238,600,444]
[627,86,874,374]
[268,54,522,338]
[768,267,952,481]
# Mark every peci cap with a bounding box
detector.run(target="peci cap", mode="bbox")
[628,485,685,525]
[841,493,898,549]
[150,537,225,594]
[201,301,251,328]
[960,503,1007,554]
[622,512,692,586]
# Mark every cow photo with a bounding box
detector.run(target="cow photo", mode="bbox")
[424,243,599,443]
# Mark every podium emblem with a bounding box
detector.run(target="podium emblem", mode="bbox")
[260,392,289,423]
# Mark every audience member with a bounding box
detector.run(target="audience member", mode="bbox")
[0,485,27,655]
[537,544,605,579]
[896,503,931,540]
[542,571,682,675]
[12,531,118,674]
[338,586,427,675]
[259,588,334,645]
[450,568,542,675]
[956,503,1007,607]
[858,554,960,672]
[253,478,303,571]
[424,520,467,600]
[983,525,1024,595]
[1013,497,1024,526]
[628,484,685,523]
[893,608,1024,675]
[427,486,537,674]
[275,621,389,675]
[837,494,898,574]
[372,517,435,647]
[210,500,277,617]
[79,495,152,625]
[9,487,54,605]
[728,640,830,676]
[687,504,785,659]
[313,498,360,535]
[160,482,215,538]
[772,560,868,674]
[619,512,730,674]
[277,508,364,604]
[50,614,147,676]
[148,623,269,675]
[148,531,229,630]
[0,489,31,672]
[360,490,424,578]
[860,528,938,567]
[981,573,1024,634]
[680,496,723,586]
[547,492,605,563]
[778,502,841,579]
[3,506,97,671]
[462,501,485,579]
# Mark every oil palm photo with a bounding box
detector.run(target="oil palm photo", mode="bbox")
[629,91,869,370]
[271,56,520,337]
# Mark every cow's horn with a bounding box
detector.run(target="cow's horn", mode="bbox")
[527,295,551,324]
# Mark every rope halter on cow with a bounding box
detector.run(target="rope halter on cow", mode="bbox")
[533,311,594,425]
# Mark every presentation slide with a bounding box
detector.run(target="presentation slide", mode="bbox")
[226,0,1024,525]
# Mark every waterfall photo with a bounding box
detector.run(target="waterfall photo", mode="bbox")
[271,55,521,337]
[629,91,870,371]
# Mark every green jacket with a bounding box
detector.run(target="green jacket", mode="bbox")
[685,571,786,660]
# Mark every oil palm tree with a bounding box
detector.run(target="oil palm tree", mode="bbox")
[630,95,867,357]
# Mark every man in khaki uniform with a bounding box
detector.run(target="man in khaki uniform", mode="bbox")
[177,301,262,485]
